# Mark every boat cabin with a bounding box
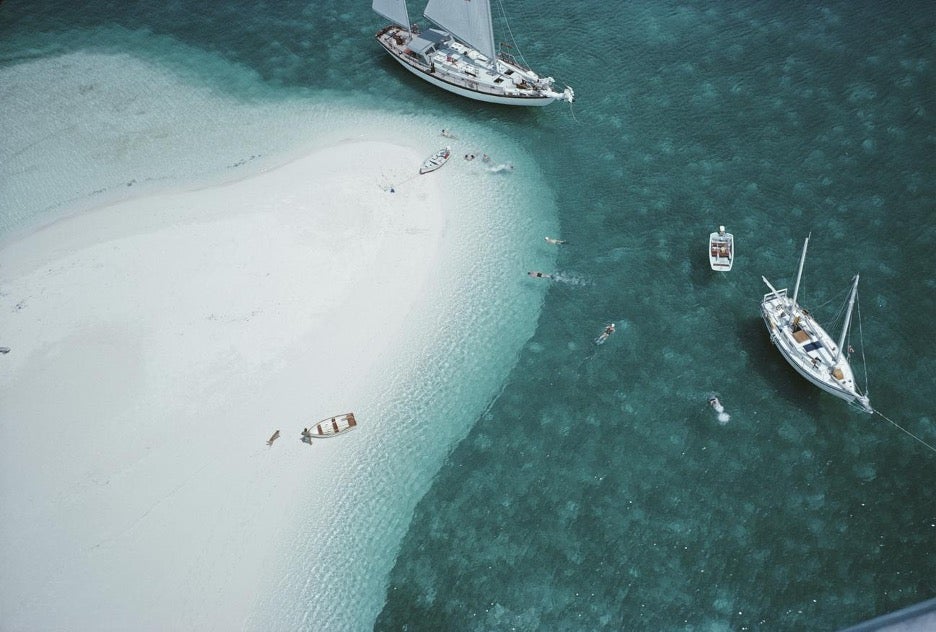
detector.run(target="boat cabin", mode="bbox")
[405,28,451,64]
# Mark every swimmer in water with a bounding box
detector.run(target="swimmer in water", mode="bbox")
[527,271,553,280]
[708,395,730,424]
[545,236,568,245]
[595,323,615,345]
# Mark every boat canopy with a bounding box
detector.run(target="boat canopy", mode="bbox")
[407,28,449,54]
[424,0,496,60]
[373,0,411,31]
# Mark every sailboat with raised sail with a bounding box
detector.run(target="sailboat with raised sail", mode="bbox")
[760,234,872,413]
[372,0,574,106]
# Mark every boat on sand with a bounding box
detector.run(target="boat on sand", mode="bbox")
[302,412,358,439]
[419,146,451,174]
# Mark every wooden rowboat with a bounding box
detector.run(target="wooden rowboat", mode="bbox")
[303,412,358,439]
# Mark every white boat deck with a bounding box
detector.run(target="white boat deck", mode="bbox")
[375,25,568,105]
[709,231,733,271]
[761,288,864,406]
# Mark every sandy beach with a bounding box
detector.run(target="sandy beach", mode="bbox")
[0,139,465,629]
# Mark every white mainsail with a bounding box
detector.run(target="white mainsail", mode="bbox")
[373,0,411,30]
[423,0,496,60]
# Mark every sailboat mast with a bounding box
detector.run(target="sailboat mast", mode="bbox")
[791,234,810,307]
[835,274,860,363]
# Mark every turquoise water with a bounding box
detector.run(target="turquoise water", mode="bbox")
[2,1,934,630]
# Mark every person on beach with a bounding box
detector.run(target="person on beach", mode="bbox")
[545,236,568,245]
[527,271,553,280]
[595,323,615,345]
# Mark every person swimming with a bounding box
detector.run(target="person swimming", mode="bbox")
[545,236,568,245]
[708,395,730,424]
[527,271,553,279]
[595,323,615,345]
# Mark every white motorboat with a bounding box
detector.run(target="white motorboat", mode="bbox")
[419,146,451,174]
[709,225,734,271]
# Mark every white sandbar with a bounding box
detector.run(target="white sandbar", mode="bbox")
[0,139,480,629]
[0,48,558,630]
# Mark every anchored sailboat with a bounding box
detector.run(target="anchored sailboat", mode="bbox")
[372,0,574,106]
[761,235,871,413]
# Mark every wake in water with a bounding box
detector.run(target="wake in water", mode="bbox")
[551,271,591,287]
[486,162,515,174]
[708,395,730,425]
[526,270,591,287]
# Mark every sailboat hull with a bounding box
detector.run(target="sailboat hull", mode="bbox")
[761,289,871,412]
[375,26,567,106]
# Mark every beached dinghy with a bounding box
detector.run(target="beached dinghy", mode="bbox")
[760,234,871,413]
[419,146,451,174]
[303,412,358,439]
[709,226,734,271]
[372,0,574,106]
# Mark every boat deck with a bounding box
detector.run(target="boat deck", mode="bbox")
[709,233,733,270]
[376,25,561,102]
[761,289,861,399]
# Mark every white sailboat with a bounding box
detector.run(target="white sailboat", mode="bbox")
[760,235,871,413]
[372,0,574,106]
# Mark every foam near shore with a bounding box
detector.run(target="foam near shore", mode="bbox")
[0,51,557,630]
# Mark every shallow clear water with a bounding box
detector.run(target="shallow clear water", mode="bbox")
[2,1,934,630]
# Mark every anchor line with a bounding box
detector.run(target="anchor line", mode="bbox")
[874,408,936,455]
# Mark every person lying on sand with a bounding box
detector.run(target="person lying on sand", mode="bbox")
[544,236,568,245]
